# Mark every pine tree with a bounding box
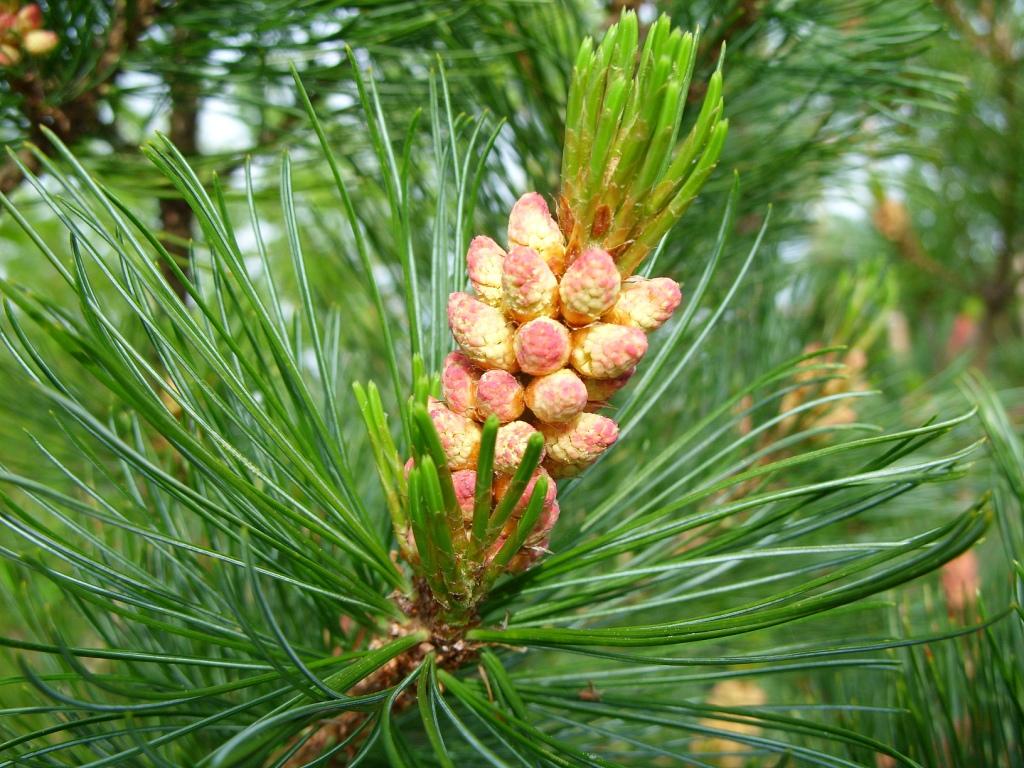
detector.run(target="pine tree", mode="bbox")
[0,2,1018,766]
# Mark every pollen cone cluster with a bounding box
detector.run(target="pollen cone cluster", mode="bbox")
[429,192,681,570]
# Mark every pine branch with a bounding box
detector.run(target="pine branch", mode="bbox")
[0,5,1013,766]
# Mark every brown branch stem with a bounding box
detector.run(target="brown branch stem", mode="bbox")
[158,27,200,302]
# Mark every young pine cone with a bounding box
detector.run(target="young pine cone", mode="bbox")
[435,192,683,570]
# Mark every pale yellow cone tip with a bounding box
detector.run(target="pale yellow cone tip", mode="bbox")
[540,412,618,477]
[493,420,544,475]
[427,397,482,471]
[525,368,588,424]
[508,192,567,276]
[604,276,681,331]
[448,292,518,371]
[23,29,58,55]
[467,236,506,307]
[569,323,648,379]
[559,247,620,326]
[502,245,559,322]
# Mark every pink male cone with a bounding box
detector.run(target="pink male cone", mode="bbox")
[493,468,557,522]
[441,351,480,417]
[583,369,634,410]
[502,246,559,321]
[604,276,682,331]
[558,248,620,326]
[507,193,567,276]
[494,420,543,475]
[525,368,588,424]
[452,469,477,527]
[467,236,506,307]
[540,412,618,477]
[427,398,481,471]
[15,4,43,31]
[570,323,648,379]
[476,370,525,423]
[515,317,571,376]
[507,502,560,572]
[448,292,518,371]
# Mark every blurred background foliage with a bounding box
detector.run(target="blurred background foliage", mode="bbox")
[0,0,1021,765]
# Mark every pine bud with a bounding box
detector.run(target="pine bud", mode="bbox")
[494,420,543,475]
[0,43,21,66]
[22,28,56,55]
[514,317,571,376]
[15,4,42,31]
[476,369,525,423]
[507,193,567,276]
[451,469,477,526]
[441,351,480,417]
[583,369,634,410]
[604,276,681,331]
[502,246,558,321]
[541,412,618,477]
[525,368,587,424]
[427,398,481,471]
[569,323,648,379]
[448,292,518,371]
[558,247,620,326]
[467,236,505,307]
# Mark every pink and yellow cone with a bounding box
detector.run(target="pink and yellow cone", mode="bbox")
[427,397,481,471]
[476,370,525,423]
[515,317,571,376]
[441,352,479,417]
[494,420,543,475]
[502,246,559,322]
[424,192,683,572]
[525,369,588,423]
[558,247,620,326]
[508,193,567,276]
[0,3,58,63]
[540,413,619,478]
[569,323,648,380]
[467,236,505,307]
[448,292,518,372]
[605,276,682,331]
